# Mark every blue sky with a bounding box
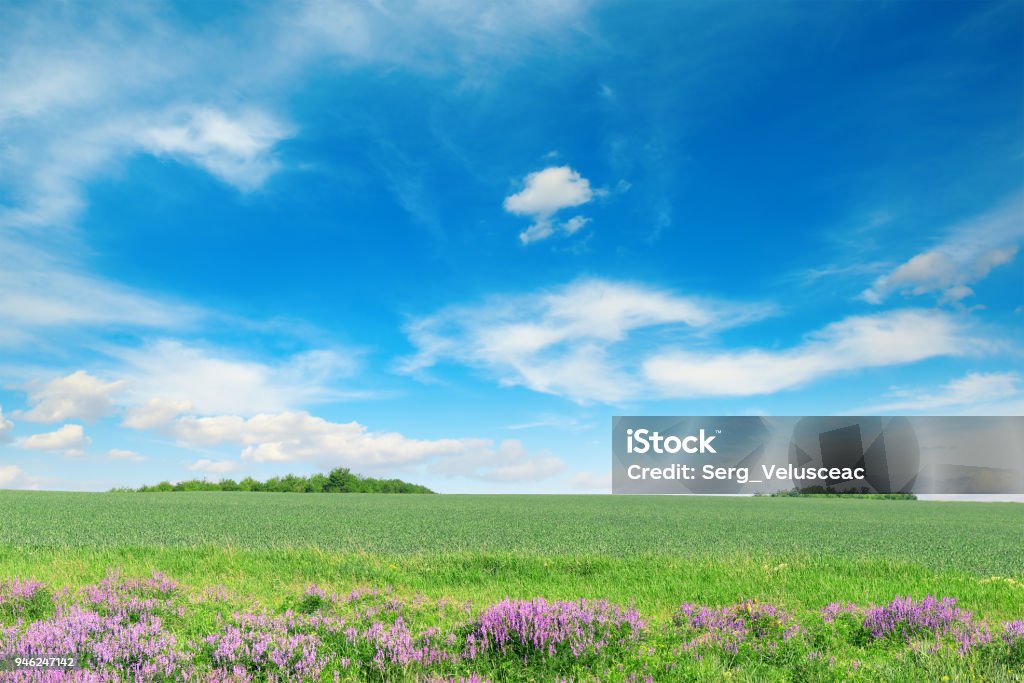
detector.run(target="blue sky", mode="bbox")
[0,0,1021,493]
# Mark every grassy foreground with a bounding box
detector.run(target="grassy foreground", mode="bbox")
[0,492,1021,681]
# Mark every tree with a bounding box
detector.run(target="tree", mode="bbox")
[326,467,357,493]
[122,469,434,494]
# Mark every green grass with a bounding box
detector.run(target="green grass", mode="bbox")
[0,492,1021,680]
[1,492,1021,614]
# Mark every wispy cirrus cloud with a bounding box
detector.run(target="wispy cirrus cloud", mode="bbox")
[0,0,591,231]
[0,234,200,348]
[861,193,1023,306]
[643,310,980,398]
[400,278,772,402]
[858,371,1023,415]
[403,279,988,403]
[0,1,307,231]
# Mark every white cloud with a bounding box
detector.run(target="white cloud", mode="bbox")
[403,280,986,402]
[17,424,90,456]
[0,406,12,442]
[562,215,590,235]
[0,235,199,342]
[504,166,599,244]
[643,309,976,397]
[0,465,26,489]
[400,278,772,403]
[860,372,1023,415]
[174,411,474,466]
[504,166,594,216]
[0,0,589,231]
[114,341,355,417]
[161,410,563,481]
[188,459,240,475]
[122,398,194,431]
[285,0,588,69]
[505,414,591,431]
[862,194,1023,305]
[19,371,126,423]
[139,107,292,191]
[427,439,565,482]
[0,4,298,231]
[106,448,145,462]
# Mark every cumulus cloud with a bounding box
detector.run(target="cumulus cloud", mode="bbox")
[188,459,240,475]
[642,309,976,397]
[158,410,564,482]
[139,107,292,191]
[174,411,467,465]
[0,406,13,442]
[862,194,1023,305]
[504,166,594,216]
[17,424,90,456]
[504,166,599,244]
[106,449,145,462]
[0,465,26,489]
[122,398,194,431]
[19,371,126,423]
[114,341,355,417]
[400,278,772,403]
[860,372,1023,415]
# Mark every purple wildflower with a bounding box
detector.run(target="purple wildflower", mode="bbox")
[1003,620,1024,646]
[469,597,644,660]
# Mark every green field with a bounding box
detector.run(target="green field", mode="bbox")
[0,492,1022,681]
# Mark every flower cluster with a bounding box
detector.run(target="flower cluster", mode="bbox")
[0,579,50,621]
[357,616,455,668]
[863,595,972,640]
[672,600,800,656]
[1,579,46,603]
[468,598,644,660]
[1002,620,1024,646]
[0,576,1020,681]
[201,612,332,680]
[3,605,192,680]
[823,595,997,655]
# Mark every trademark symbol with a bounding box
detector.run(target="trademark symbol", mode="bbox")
[715,430,722,434]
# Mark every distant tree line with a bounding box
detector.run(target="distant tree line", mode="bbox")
[113,468,434,494]
[760,486,916,500]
